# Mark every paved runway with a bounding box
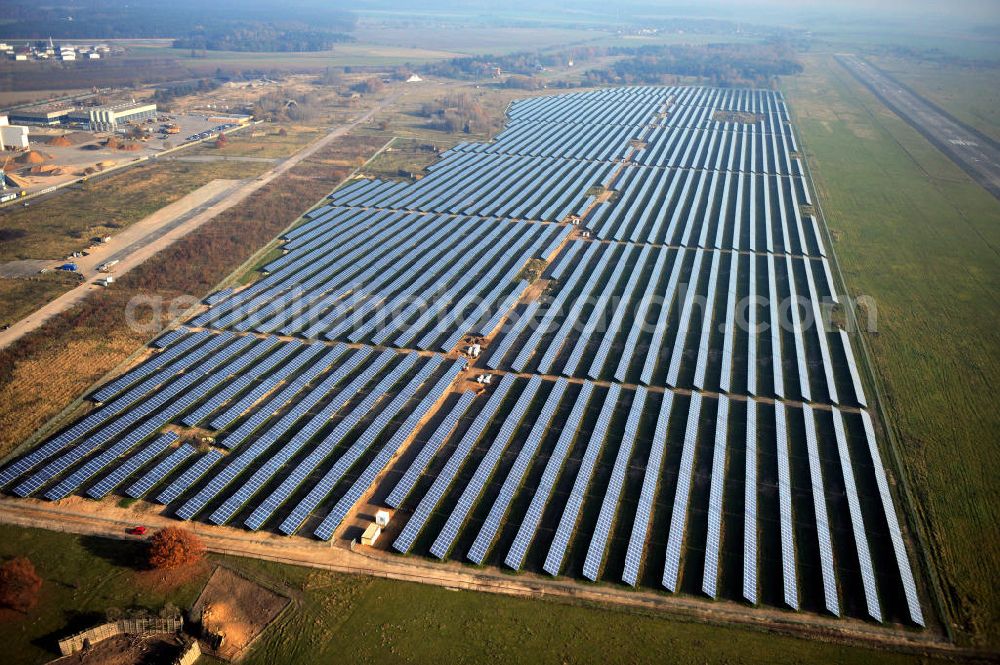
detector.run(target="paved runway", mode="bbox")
[837,54,1000,200]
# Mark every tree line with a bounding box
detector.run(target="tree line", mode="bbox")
[173,26,352,53]
[423,41,801,88]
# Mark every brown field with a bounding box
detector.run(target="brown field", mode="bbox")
[0,271,79,326]
[0,159,267,262]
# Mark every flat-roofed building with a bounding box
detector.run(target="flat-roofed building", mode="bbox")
[0,116,30,150]
[68,102,158,132]
[8,106,71,126]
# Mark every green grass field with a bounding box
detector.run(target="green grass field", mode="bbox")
[0,525,954,665]
[783,53,1000,649]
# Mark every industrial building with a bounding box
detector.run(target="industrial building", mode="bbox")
[0,116,30,150]
[68,102,158,132]
[8,106,71,126]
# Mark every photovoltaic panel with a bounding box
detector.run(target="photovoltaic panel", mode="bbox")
[774,401,799,610]
[393,374,516,553]
[505,381,594,571]
[702,395,729,598]
[156,450,223,505]
[662,392,702,591]
[125,443,196,499]
[543,384,620,576]
[430,376,542,559]
[803,404,840,615]
[582,387,647,580]
[386,391,477,509]
[744,400,758,604]
[86,432,177,499]
[622,390,673,586]
[313,359,468,540]
[467,378,568,564]
[860,411,923,626]
[833,409,882,622]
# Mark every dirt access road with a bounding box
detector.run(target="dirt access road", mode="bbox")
[0,495,969,660]
[0,97,392,351]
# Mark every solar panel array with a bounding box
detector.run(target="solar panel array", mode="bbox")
[0,85,926,628]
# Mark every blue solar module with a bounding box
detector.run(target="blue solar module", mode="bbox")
[586,247,651,380]
[429,376,542,559]
[467,378,568,564]
[209,347,393,526]
[639,247,687,386]
[718,253,740,394]
[839,330,867,407]
[621,390,673,586]
[833,409,882,622]
[543,384,620,576]
[702,395,729,598]
[42,431,180,501]
[156,450,224,505]
[504,381,594,571]
[582,386,647,580]
[274,353,436,535]
[613,248,669,382]
[662,392,702,591]
[744,402,758,604]
[217,344,348,450]
[207,341,323,433]
[125,443,196,499]
[386,391,477,509]
[860,411,923,626]
[86,432,176,499]
[774,402,799,610]
[179,337,281,427]
[802,404,840,616]
[151,327,189,348]
[313,359,467,540]
[393,374,516,554]
[174,346,347,520]
[766,254,784,398]
[782,255,812,402]
[91,331,212,403]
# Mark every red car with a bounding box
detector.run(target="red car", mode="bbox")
[126,526,147,536]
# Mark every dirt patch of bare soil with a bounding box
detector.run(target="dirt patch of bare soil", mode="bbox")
[190,566,289,661]
[50,634,184,665]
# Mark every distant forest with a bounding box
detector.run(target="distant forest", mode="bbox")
[0,0,355,39]
[173,26,352,53]
[585,43,802,87]
[425,41,801,88]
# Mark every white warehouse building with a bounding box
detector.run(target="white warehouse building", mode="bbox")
[68,102,157,132]
[0,116,30,150]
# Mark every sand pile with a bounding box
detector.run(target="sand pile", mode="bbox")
[62,131,93,144]
[28,164,63,175]
[46,135,73,147]
[17,150,51,164]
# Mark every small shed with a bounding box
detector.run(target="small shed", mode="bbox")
[361,523,381,546]
[375,510,391,527]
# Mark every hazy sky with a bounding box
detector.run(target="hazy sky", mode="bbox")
[358,0,1000,25]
